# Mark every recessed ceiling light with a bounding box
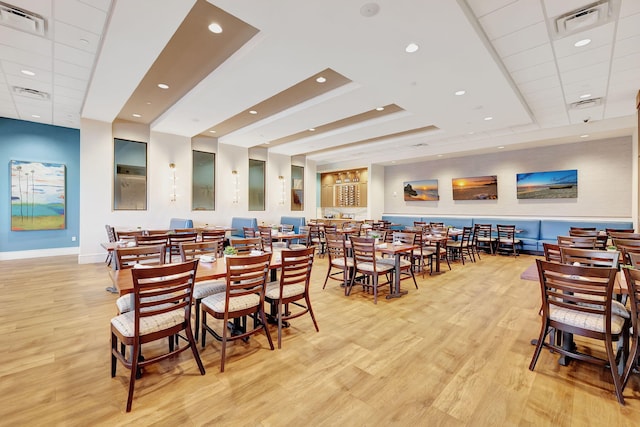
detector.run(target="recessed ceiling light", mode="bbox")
[574,38,591,47]
[308,128,315,132]
[146,101,151,105]
[264,141,270,145]
[375,106,384,111]
[579,93,592,99]
[468,131,475,135]
[249,110,257,115]
[208,23,222,34]
[484,116,493,121]
[31,114,40,118]
[455,90,466,96]
[21,69,35,76]
[391,160,396,164]
[580,134,589,138]
[208,130,216,133]
[79,38,89,45]
[132,113,141,118]
[316,76,326,83]
[405,43,419,53]
[437,154,443,157]
[157,83,169,89]
[497,146,504,149]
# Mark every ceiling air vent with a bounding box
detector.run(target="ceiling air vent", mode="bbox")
[570,97,602,110]
[553,1,615,38]
[0,2,45,36]
[12,86,50,100]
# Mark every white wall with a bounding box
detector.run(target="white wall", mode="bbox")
[78,121,317,263]
[383,136,632,219]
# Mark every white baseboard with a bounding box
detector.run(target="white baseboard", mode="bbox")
[0,247,79,261]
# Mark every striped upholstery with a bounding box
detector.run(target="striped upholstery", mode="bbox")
[201,292,260,313]
[111,309,184,337]
[193,280,226,300]
[549,306,626,334]
[265,282,305,299]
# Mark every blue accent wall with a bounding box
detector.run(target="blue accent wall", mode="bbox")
[0,117,80,252]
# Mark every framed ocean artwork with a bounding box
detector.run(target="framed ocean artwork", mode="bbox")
[10,160,66,231]
[452,175,498,200]
[404,179,439,201]
[516,169,577,199]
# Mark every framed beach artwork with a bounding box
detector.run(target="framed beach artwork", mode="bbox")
[516,169,577,199]
[10,160,66,231]
[452,175,498,200]
[404,179,439,201]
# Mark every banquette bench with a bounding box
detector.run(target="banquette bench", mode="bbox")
[381,215,633,254]
[230,217,258,237]
[280,216,306,233]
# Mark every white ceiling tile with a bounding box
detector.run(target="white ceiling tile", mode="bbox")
[54,59,90,80]
[522,85,564,102]
[54,74,88,91]
[613,34,640,57]
[0,26,52,56]
[491,21,549,57]
[510,60,557,84]
[518,75,561,94]
[54,43,95,68]
[559,61,609,84]
[53,21,101,54]
[479,0,545,40]
[567,104,604,122]
[611,51,640,72]
[5,74,52,92]
[620,0,640,16]
[616,12,640,40]
[54,84,84,100]
[0,45,53,70]
[53,0,108,35]
[502,43,554,72]
[79,0,113,13]
[466,0,517,18]
[556,44,612,73]
[563,81,607,102]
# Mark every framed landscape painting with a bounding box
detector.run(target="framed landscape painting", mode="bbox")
[404,179,439,201]
[10,160,66,230]
[516,169,577,199]
[452,175,497,200]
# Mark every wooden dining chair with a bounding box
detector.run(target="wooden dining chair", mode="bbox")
[446,226,474,264]
[557,235,596,248]
[559,247,619,268]
[135,233,169,247]
[110,260,205,412]
[349,236,394,304]
[180,241,226,340]
[229,237,262,255]
[105,224,117,266]
[201,229,227,257]
[265,247,318,348]
[609,232,640,241]
[243,226,257,238]
[168,232,198,262]
[530,260,630,404]
[622,266,640,389]
[113,245,167,314]
[496,224,520,256]
[542,242,562,263]
[116,229,144,242]
[323,232,354,294]
[474,223,495,255]
[200,253,274,372]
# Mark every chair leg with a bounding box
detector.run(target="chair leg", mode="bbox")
[305,295,320,332]
[111,332,118,377]
[126,340,139,412]
[194,299,201,341]
[220,315,228,373]
[605,333,625,404]
[260,307,275,350]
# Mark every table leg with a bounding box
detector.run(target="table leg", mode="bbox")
[386,252,408,299]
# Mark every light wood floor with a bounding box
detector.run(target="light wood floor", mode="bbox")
[1,252,640,426]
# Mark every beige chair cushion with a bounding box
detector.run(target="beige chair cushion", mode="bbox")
[378,258,412,268]
[111,309,184,337]
[331,257,354,268]
[193,280,226,300]
[116,294,174,314]
[356,262,394,273]
[549,306,626,334]
[265,282,305,299]
[201,292,260,313]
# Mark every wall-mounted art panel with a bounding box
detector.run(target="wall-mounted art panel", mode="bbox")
[404,179,439,201]
[10,160,66,230]
[452,175,497,200]
[516,169,577,199]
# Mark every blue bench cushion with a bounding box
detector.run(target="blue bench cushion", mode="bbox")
[537,219,633,251]
[230,217,258,237]
[280,216,306,233]
[472,218,541,252]
[169,218,193,229]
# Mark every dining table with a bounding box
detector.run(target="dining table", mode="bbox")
[376,242,418,299]
[109,255,283,296]
[422,234,449,273]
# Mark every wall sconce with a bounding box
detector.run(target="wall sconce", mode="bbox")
[232,170,239,204]
[278,175,285,205]
[169,163,177,202]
